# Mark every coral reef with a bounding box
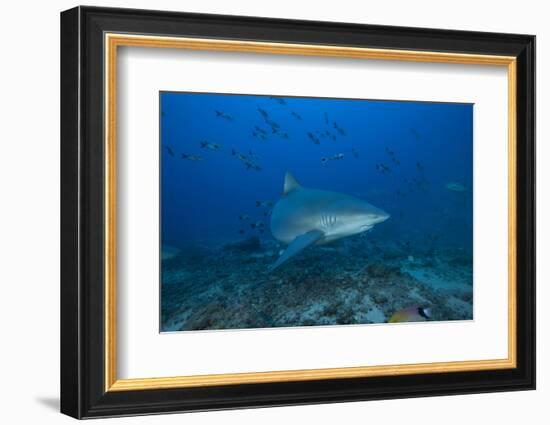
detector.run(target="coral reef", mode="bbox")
[161,236,473,332]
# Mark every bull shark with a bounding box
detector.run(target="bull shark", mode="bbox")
[269,172,390,270]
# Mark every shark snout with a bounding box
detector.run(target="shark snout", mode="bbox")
[372,211,390,224]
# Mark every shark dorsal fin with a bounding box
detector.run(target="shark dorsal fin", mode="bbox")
[284,172,301,195]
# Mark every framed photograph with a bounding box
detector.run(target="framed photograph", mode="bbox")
[60,6,535,419]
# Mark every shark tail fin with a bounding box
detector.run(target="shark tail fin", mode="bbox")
[283,172,301,196]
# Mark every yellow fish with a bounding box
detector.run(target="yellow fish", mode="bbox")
[389,306,431,323]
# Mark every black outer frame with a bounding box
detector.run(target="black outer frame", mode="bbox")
[60,6,535,419]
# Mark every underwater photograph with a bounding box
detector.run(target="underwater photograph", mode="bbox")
[160,91,473,332]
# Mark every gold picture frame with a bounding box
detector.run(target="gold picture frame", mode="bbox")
[104,34,517,392]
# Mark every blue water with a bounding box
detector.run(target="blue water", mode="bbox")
[159,92,474,331]
[160,92,473,251]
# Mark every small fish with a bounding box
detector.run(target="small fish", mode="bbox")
[321,153,345,164]
[245,162,262,171]
[324,112,329,125]
[181,153,203,161]
[164,146,175,157]
[238,229,246,235]
[291,111,302,120]
[252,130,268,141]
[385,146,395,156]
[215,110,233,121]
[239,214,250,220]
[376,163,390,173]
[256,200,274,208]
[257,107,269,119]
[254,125,268,135]
[307,132,320,145]
[250,221,266,229]
[263,210,272,217]
[248,150,259,160]
[389,306,431,323]
[231,149,249,163]
[266,119,280,130]
[333,122,346,136]
[352,148,359,158]
[445,182,467,192]
[281,132,289,139]
[416,162,424,172]
[269,96,287,105]
[200,141,222,150]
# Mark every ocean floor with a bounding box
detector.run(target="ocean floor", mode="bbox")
[161,236,473,332]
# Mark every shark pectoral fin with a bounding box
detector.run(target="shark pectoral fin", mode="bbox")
[269,230,324,271]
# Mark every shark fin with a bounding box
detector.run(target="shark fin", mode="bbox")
[284,172,302,195]
[269,230,324,271]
